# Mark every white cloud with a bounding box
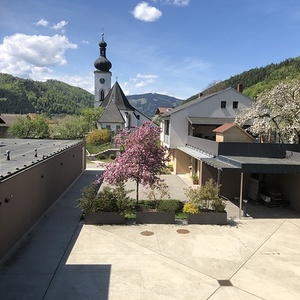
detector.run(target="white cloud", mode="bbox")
[82,40,89,44]
[137,73,159,79]
[132,2,162,22]
[152,0,190,6]
[35,19,68,32]
[0,33,77,79]
[36,18,49,27]
[52,20,68,30]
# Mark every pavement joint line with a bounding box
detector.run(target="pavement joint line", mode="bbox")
[229,219,287,282]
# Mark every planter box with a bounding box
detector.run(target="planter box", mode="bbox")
[136,211,175,224]
[187,211,227,225]
[84,212,125,225]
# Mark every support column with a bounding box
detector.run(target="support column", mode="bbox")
[239,172,244,219]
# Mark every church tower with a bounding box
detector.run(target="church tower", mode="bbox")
[94,33,112,107]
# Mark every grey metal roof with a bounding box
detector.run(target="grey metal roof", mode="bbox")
[177,146,212,159]
[201,155,300,173]
[0,139,83,179]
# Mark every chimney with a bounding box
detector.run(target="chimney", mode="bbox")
[237,84,244,93]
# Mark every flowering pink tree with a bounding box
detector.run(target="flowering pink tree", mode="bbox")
[100,121,170,206]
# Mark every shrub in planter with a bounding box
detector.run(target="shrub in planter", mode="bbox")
[77,182,134,224]
[183,178,227,225]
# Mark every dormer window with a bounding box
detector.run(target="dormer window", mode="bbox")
[221,101,226,108]
[233,101,238,109]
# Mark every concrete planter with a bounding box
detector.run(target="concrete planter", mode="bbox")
[136,211,175,224]
[84,212,125,225]
[187,211,227,225]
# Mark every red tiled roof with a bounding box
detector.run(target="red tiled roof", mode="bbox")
[213,123,236,133]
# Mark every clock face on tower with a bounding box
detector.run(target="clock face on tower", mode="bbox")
[99,78,105,84]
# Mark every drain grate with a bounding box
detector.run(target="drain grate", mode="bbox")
[177,229,190,234]
[217,279,233,286]
[141,230,154,236]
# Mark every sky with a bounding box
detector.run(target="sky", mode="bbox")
[1,0,300,100]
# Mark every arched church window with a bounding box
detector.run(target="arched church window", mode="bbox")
[100,89,105,101]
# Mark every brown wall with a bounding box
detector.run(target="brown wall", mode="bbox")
[0,141,85,261]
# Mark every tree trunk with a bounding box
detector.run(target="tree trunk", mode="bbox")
[136,179,139,208]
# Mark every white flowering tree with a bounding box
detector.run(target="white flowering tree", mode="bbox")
[236,80,300,143]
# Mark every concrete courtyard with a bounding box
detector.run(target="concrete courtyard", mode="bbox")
[0,163,300,299]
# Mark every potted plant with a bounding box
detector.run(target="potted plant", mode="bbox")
[136,182,180,224]
[183,178,227,225]
[191,173,199,184]
[78,182,134,225]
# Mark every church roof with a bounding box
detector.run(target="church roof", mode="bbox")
[98,101,124,123]
[100,81,135,111]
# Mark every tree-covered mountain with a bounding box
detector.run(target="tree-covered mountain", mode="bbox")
[0,73,183,117]
[185,56,300,103]
[127,93,183,117]
[0,73,94,115]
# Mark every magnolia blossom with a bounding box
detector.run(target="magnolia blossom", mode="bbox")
[236,80,300,143]
[100,121,170,203]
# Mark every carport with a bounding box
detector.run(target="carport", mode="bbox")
[201,155,300,218]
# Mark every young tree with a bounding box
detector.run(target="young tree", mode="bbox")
[8,115,50,138]
[100,121,170,206]
[236,80,300,143]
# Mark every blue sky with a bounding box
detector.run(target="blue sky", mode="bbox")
[1,0,300,100]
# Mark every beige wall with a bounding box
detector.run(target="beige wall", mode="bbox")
[173,149,191,174]
[0,141,85,261]
[216,127,254,143]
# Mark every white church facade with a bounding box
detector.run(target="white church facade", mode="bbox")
[93,34,150,133]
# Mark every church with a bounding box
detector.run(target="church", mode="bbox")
[94,33,151,133]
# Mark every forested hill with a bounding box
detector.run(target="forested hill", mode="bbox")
[0,73,183,117]
[185,57,300,103]
[0,73,94,115]
[127,93,183,117]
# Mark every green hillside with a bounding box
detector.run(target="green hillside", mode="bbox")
[185,57,300,103]
[0,73,94,115]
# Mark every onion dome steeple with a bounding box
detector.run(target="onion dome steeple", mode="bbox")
[94,33,112,72]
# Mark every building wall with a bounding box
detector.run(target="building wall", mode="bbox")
[167,89,253,149]
[0,142,85,261]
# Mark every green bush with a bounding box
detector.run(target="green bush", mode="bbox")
[86,129,111,145]
[158,200,183,213]
[77,183,99,213]
[96,153,106,160]
[138,199,183,213]
[77,182,134,215]
[96,186,118,212]
[109,153,116,160]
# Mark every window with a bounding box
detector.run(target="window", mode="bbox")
[221,101,226,108]
[164,120,170,135]
[233,101,238,109]
[100,90,105,101]
[106,125,111,130]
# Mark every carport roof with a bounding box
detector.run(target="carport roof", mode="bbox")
[202,155,300,173]
[177,146,212,159]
